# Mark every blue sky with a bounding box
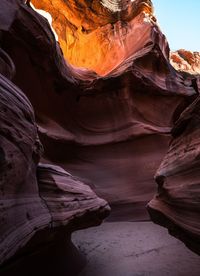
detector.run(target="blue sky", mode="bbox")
[152,0,200,51]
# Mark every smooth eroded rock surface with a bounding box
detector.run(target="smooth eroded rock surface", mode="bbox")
[0,44,110,273]
[31,0,155,75]
[148,97,200,255]
[1,0,198,221]
[0,0,200,266]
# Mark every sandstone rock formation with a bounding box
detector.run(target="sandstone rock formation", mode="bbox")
[0,0,200,269]
[31,0,155,75]
[0,41,109,274]
[148,96,200,255]
[1,0,198,222]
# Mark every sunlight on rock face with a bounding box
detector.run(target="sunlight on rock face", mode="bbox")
[31,0,153,75]
[30,3,58,41]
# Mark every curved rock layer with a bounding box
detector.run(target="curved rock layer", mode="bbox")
[1,0,198,221]
[31,0,154,75]
[0,46,110,272]
[148,97,200,255]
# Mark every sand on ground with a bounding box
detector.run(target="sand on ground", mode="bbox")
[72,222,200,276]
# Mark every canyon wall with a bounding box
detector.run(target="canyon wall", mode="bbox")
[0,0,200,272]
[2,0,197,221]
[0,1,110,274]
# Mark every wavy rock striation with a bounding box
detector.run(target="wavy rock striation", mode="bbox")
[31,0,154,75]
[0,45,110,274]
[148,97,200,255]
[0,0,200,259]
[0,0,198,221]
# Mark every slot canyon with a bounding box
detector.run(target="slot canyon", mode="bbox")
[0,0,200,275]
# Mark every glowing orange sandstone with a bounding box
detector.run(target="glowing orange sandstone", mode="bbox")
[31,0,154,76]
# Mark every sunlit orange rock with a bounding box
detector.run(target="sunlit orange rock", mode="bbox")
[31,0,154,75]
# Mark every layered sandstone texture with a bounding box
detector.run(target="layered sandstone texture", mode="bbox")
[0,0,200,267]
[148,96,200,255]
[0,13,110,273]
[1,0,198,221]
[31,0,155,75]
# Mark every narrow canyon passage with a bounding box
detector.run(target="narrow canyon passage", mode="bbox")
[45,134,170,221]
[0,0,200,275]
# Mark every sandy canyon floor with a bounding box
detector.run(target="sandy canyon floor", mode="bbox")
[73,222,200,276]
